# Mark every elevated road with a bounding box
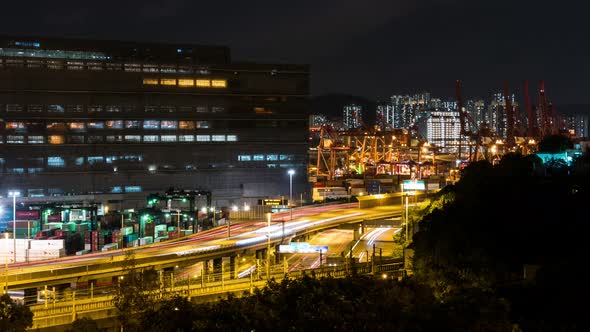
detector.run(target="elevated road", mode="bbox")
[2,203,402,291]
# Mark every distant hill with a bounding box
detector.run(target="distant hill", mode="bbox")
[311,94,377,125]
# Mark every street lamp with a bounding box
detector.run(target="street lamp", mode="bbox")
[8,191,20,264]
[266,212,271,279]
[405,192,409,242]
[288,169,295,220]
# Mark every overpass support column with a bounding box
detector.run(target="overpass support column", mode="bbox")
[353,226,360,240]
[203,260,210,276]
[361,222,365,236]
[229,255,237,280]
[213,257,223,281]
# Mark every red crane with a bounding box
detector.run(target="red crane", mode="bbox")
[523,80,535,138]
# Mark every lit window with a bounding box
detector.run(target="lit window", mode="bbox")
[143,120,160,129]
[279,154,294,161]
[5,122,25,129]
[253,155,264,161]
[9,168,25,174]
[238,155,251,161]
[179,121,195,130]
[68,122,85,131]
[196,135,210,142]
[47,122,66,130]
[125,120,140,129]
[196,121,210,129]
[160,78,176,86]
[48,105,65,113]
[143,78,159,85]
[75,157,84,166]
[125,186,142,193]
[196,106,209,113]
[106,120,124,129]
[212,135,225,142]
[211,79,227,88]
[145,106,158,112]
[211,106,225,113]
[111,186,123,193]
[105,105,121,112]
[125,135,141,142]
[106,135,123,143]
[179,135,194,142]
[48,135,65,144]
[178,79,194,87]
[28,168,43,174]
[266,154,278,161]
[47,157,65,167]
[226,135,238,141]
[28,136,44,144]
[267,164,278,168]
[160,121,178,129]
[196,79,210,87]
[88,156,104,164]
[87,122,105,129]
[161,135,177,142]
[143,135,159,143]
[7,135,25,144]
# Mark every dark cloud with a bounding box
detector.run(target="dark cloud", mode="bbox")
[0,0,586,104]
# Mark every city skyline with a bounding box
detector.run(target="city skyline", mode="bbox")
[0,0,587,105]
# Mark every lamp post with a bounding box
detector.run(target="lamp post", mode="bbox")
[177,209,181,237]
[8,191,20,264]
[266,212,271,279]
[405,192,409,242]
[201,207,207,231]
[288,169,295,220]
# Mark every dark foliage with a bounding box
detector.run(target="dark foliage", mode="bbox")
[412,152,590,330]
[0,294,33,332]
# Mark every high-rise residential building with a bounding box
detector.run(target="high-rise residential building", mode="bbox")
[343,103,362,129]
[309,114,328,128]
[391,93,431,129]
[424,110,468,153]
[489,92,517,140]
[0,36,310,208]
[375,101,394,128]
[563,113,589,138]
[465,99,487,128]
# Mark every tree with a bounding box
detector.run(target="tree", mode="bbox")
[0,294,33,332]
[537,134,573,153]
[114,250,160,331]
[66,317,101,332]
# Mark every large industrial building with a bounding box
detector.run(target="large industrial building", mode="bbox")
[0,36,310,209]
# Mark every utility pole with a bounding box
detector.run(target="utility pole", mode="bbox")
[405,193,409,242]
[266,213,271,279]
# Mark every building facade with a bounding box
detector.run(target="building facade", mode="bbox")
[343,103,362,129]
[0,36,310,208]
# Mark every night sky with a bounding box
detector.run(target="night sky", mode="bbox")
[1,0,588,105]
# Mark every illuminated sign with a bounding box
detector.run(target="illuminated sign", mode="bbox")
[258,199,288,206]
[278,242,328,254]
[402,180,425,191]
